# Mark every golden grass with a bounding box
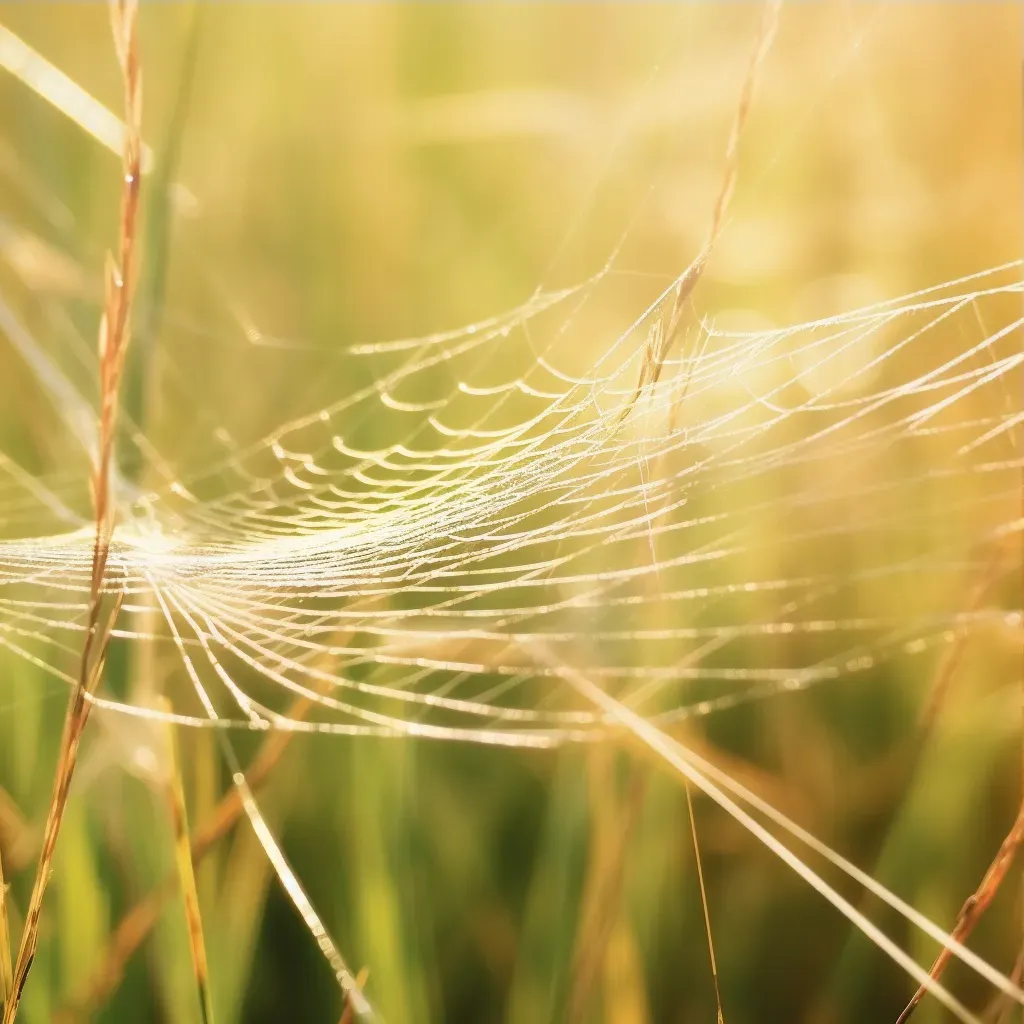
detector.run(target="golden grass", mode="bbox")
[1,3,141,1020]
[896,802,1024,1023]
[58,693,313,1019]
[160,700,215,1024]
[59,651,346,1019]
[0,5,1018,1021]
[684,778,725,1024]
[620,0,780,425]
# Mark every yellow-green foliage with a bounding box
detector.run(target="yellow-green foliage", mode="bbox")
[0,5,1020,1024]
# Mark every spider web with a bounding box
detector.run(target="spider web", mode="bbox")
[1,258,1018,747]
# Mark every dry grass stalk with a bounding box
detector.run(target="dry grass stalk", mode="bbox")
[895,799,1024,1023]
[3,593,123,1024]
[620,0,780,424]
[62,690,319,1019]
[160,701,215,1024]
[833,545,1014,948]
[684,779,725,1024]
[1,4,141,1020]
[887,545,1021,1020]
[63,616,358,1019]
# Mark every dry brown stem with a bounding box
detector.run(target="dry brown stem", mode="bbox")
[620,0,780,424]
[895,800,1024,1023]
[1,5,141,1020]
[59,692,317,1020]
[684,777,725,1023]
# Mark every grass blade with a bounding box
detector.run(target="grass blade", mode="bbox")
[159,700,215,1024]
[1,3,141,1018]
[0,21,151,171]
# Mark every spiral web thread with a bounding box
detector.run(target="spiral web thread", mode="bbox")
[1,260,1018,741]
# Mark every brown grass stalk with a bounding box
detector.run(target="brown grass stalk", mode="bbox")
[887,540,1020,1024]
[1,4,141,1020]
[819,544,1015,997]
[59,611,359,1021]
[59,691,317,1020]
[684,778,725,1024]
[620,0,780,424]
[160,701,215,1024]
[895,799,1024,1023]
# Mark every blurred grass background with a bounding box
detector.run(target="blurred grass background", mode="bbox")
[0,3,1021,1023]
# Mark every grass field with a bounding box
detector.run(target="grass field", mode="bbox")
[0,4,1021,1023]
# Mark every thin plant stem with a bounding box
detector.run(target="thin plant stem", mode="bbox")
[60,687,323,1019]
[1,4,141,1020]
[620,0,781,424]
[684,779,725,1023]
[160,700,215,1024]
[895,800,1024,1024]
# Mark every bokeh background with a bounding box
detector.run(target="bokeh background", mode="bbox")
[0,4,1021,1023]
